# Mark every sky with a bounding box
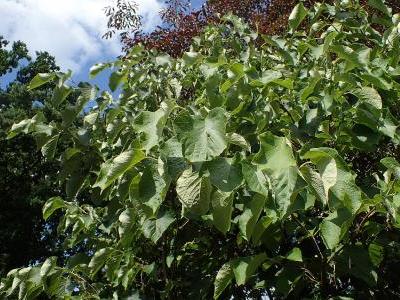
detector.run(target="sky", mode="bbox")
[0,0,205,90]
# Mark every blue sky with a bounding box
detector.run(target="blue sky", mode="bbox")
[1,0,205,91]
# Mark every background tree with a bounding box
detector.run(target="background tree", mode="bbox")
[0,39,63,276]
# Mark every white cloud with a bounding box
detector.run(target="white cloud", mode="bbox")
[0,0,164,72]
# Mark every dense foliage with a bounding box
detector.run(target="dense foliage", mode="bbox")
[107,0,400,56]
[0,40,63,276]
[2,0,400,298]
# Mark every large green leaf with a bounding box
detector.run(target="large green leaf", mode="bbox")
[368,0,392,17]
[214,263,234,299]
[109,70,126,92]
[51,84,72,107]
[299,164,327,206]
[253,133,302,215]
[41,134,59,160]
[88,248,114,277]
[133,102,171,152]
[232,253,268,285]
[176,168,211,215]
[208,157,243,192]
[242,162,269,197]
[238,194,266,240]
[89,63,109,79]
[93,149,145,191]
[28,73,55,90]
[132,161,170,217]
[320,208,352,249]
[142,210,175,243]
[288,3,308,33]
[182,107,227,162]
[211,190,233,234]
[43,197,66,220]
[303,148,361,213]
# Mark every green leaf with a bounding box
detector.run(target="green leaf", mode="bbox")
[214,263,234,299]
[51,84,72,107]
[211,190,233,234]
[89,63,109,79]
[254,133,301,215]
[288,3,308,33]
[381,157,400,178]
[41,134,59,160]
[286,247,302,262]
[40,257,57,277]
[227,133,250,150]
[303,148,361,213]
[182,107,227,162]
[320,208,352,249]
[43,197,66,220]
[176,168,211,215]
[356,87,382,111]
[83,112,99,125]
[135,162,170,216]
[133,103,171,152]
[253,133,296,170]
[242,162,269,197]
[88,248,114,277]
[368,0,392,17]
[299,164,327,205]
[250,70,282,87]
[208,157,243,192]
[251,215,276,245]
[109,70,126,92]
[360,73,392,90]
[353,87,382,119]
[93,149,145,191]
[368,243,384,266]
[182,51,203,66]
[142,210,175,243]
[232,253,268,285]
[155,54,173,66]
[28,73,55,90]
[238,194,265,240]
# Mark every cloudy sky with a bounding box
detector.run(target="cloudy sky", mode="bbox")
[1,0,165,71]
[1,0,205,90]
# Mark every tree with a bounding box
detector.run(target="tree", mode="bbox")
[0,40,63,276]
[106,0,400,56]
[2,0,400,298]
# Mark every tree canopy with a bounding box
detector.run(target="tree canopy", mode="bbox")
[2,0,400,299]
[0,39,64,277]
[106,0,400,56]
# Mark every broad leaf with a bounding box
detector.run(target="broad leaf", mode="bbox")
[288,3,308,33]
[303,148,361,213]
[142,210,175,243]
[211,190,233,234]
[133,103,171,152]
[176,168,211,215]
[232,253,268,285]
[214,263,234,299]
[254,133,302,215]
[94,149,145,191]
[242,162,269,197]
[28,73,55,90]
[208,157,243,192]
[182,107,227,162]
[238,194,266,240]
[43,197,66,220]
